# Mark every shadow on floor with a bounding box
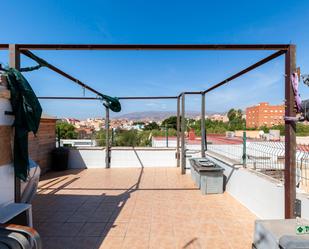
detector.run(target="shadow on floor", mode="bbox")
[33,164,145,248]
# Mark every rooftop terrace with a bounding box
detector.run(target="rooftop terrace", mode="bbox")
[0,43,301,248]
[33,167,256,249]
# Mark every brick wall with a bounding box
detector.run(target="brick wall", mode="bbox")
[28,118,56,174]
[0,126,13,165]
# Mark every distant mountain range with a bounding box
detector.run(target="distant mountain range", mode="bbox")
[114,110,221,121]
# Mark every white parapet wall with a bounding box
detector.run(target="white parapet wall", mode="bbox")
[0,164,15,206]
[208,155,309,220]
[68,147,177,169]
[0,85,15,207]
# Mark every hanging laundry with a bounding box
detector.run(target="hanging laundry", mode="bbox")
[5,68,42,181]
[291,72,302,112]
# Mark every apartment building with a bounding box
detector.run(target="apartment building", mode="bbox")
[246,102,284,128]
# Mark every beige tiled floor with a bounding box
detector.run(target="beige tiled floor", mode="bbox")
[33,168,256,249]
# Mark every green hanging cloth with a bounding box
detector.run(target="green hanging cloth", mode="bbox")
[4,68,42,181]
[100,94,121,113]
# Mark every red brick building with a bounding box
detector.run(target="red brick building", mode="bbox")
[246,102,284,128]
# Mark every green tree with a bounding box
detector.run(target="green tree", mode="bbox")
[133,121,145,126]
[95,129,107,146]
[56,121,77,139]
[114,129,140,146]
[259,123,309,136]
[227,108,242,121]
[161,116,178,130]
[143,122,160,130]
[259,125,270,133]
[296,123,309,136]
[205,119,229,134]
[227,108,245,131]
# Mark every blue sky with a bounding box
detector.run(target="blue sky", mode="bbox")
[1,0,309,118]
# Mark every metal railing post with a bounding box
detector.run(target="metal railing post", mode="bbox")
[165,125,169,148]
[242,131,247,167]
[105,107,110,168]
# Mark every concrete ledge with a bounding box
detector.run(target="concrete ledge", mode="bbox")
[68,147,177,168]
[206,151,242,168]
[72,146,177,151]
[207,155,309,220]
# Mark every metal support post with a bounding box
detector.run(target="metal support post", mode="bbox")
[181,94,186,174]
[9,44,21,203]
[284,45,297,218]
[201,93,206,157]
[176,96,180,167]
[105,107,110,168]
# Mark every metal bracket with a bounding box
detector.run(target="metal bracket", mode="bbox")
[295,199,301,217]
[4,111,14,115]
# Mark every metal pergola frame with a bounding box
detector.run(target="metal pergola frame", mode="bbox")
[1,43,296,218]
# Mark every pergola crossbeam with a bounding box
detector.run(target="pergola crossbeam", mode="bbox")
[3,44,291,51]
[37,96,178,100]
[21,50,103,97]
[1,43,296,219]
[203,50,286,93]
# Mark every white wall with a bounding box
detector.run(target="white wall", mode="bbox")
[0,164,15,207]
[69,148,106,168]
[208,155,309,220]
[152,139,177,147]
[68,147,177,169]
[0,97,14,207]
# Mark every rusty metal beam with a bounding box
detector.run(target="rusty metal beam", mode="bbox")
[38,96,178,100]
[21,50,103,97]
[204,50,286,94]
[9,44,21,203]
[15,44,290,51]
[0,44,9,50]
[38,97,98,100]
[119,96,177,100]
[284,45,297,218]
[177,91,203,98]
